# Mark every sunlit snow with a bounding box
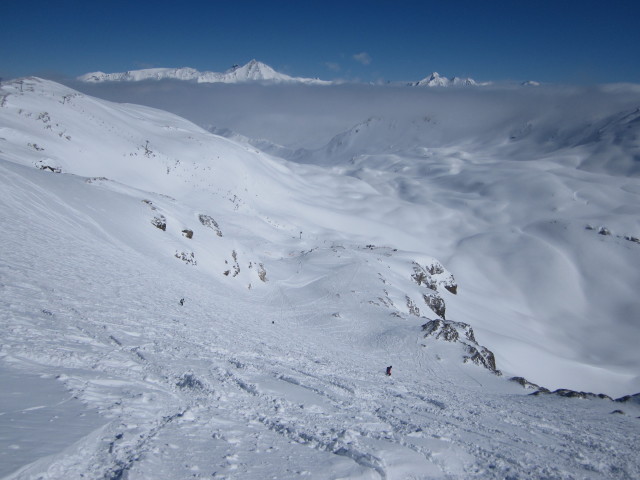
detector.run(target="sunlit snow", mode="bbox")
[1,76,639,479]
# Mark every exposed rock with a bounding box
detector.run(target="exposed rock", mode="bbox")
[198,214,223,237]
[258,263,267,282]
[423,292,446,319]
[426,263,444,275]
[409,260,457,319]
[86,177,109,184]
[615,393,640,404]
[444,284,458,295]
[464,344,499,374]
[412,265,437,290]
[38,164,60,173]
[231,250,240,277]
[531,389,613,401]
[422,319,462,342]
[510,377,546,391]
[182,229,193,239]
[422,319,501,375]
[29,142,44,151]
[610,410,625,415]
[175,251,196,266]
[406,296,420,316]
[152,215,166,231]
[35,159,60,172]
[411,261,457,293]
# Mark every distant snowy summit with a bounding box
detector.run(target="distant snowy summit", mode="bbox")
[78,59,332,85]
[409,72,481,87]
[409,72,542,88]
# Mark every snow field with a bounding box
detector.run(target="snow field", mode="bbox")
[1,158,639,479]
[1,77,640,478]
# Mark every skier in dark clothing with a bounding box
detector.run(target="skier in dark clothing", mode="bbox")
[386,366,392,376]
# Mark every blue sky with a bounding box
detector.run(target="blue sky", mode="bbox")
[2,0,639,84]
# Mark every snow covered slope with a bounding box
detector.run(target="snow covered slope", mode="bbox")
[285,99,640,397]
[79,59,331,85]
[142,82,640,393]
[62,78,640,395]
[1,78,640,479]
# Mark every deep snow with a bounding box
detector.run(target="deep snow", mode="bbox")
[1,77,639,479]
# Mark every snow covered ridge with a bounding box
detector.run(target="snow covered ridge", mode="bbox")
[408,72,486,87]
[78,59,332,85]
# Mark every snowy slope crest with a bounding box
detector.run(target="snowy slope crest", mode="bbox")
[79,59,332,85]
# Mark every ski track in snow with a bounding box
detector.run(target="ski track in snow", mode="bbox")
[1,78,639,479]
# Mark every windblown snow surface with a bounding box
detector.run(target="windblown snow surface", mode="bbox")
[0,77,639,479]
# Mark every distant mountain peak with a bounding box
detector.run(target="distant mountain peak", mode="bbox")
[78,60,331,85]
[410,72,478,87]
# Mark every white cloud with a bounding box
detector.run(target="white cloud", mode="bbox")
[353,52,372,66]
[324,62,341,72]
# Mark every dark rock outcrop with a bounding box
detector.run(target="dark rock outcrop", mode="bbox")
[175,251,196,266]
[152,215,166,231]
[464,344,499,374]
[406,296,420,317]
[198,214,223,237]
[615,393,640,404]
[422,319,501,375]
[531,389,613,401]
[444,284,458,295]
[423,293,446,319]
[410,261,457,319]
[510,376,547,391]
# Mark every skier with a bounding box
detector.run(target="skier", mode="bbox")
[179,298,185,306]
[386,366,392,376]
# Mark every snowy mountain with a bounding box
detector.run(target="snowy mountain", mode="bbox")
[85,79,640,394]
[78,59,332,85]
[409,72,479,87]
[1,77,640,479]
